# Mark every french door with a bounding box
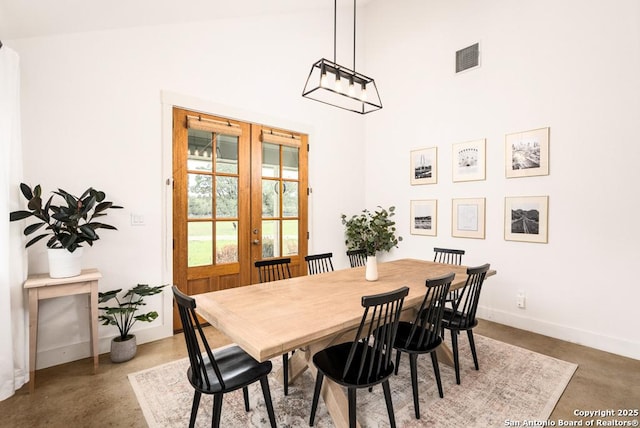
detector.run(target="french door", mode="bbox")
[172,107,308,329]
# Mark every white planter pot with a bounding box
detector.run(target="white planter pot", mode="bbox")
[47,247,83,278]
[365,255,379,281]
[110,334,137,363]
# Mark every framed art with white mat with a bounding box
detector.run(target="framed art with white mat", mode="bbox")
[410,199,437,236]
[452,198,485,239]
[452,139,486,182]
[504,196,549,243]
[505,127,549,178]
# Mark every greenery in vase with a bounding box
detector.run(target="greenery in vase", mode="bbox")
[9,183,123,252]
[341,206,402,257]
[98,284,166,341]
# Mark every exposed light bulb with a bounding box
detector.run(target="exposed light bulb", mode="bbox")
[320,70,329,88]
[335,73,343,93]
[348,76,355,97]
[360,82,368,102]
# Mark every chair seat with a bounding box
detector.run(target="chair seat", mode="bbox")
[188,345,273,394]
[393,321,443,353]
[313,342,395,388]
[442,308,478,330]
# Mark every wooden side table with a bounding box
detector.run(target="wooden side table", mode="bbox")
[24,268,102,393]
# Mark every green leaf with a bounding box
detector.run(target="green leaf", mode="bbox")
[9,210,33,221]
[19,183,33,200]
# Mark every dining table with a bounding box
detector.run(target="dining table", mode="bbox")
[194,258,496,428]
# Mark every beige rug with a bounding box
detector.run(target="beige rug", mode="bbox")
[128,335,577,427]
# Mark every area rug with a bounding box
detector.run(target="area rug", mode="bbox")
[128,335,577,427]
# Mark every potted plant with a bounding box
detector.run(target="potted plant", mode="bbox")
[341,205,402,281]
[98,284,166,363]
[9,183,123,278]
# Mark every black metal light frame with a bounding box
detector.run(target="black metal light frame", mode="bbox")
[302,0,382,114]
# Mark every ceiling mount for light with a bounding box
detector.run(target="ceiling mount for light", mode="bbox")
[302,0,382,114]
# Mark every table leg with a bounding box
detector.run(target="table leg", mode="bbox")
[28,289,38,394]
[276,330,360,428]
[89,280,99,373]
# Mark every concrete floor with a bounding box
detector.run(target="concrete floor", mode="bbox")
[0,319,638,427]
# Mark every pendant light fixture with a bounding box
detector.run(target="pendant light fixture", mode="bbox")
[302,0,382,114]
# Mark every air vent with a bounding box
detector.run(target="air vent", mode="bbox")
[456,43,480,73]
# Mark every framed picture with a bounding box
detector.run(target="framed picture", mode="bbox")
[452,198,486,239]
[410,199,437,236]
[410,147,437,185]
[504,196,549,243]
[452,139,486,182]
[505,127,550,178]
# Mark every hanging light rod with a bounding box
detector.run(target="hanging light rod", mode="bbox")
[302,0,382,114]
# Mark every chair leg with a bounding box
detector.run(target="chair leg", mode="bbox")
[283,353,289,396]
[451,329,461,385]
[260,376,277,428]
[382,380,397,428]
[430,350,444,398]
[243,386,250,412]
[409,354,420,419]
[212,393,223,428]
[309,372,324,426]
[467,329,479,370]
[394,349,402,375]
[189,390,202,428]
[348,387,357,428]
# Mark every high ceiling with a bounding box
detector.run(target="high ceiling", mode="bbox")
[0,0,349,40]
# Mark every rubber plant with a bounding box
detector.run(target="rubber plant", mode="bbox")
[98,284,166,341]
[341,205,402,256]
[9,183,123,252]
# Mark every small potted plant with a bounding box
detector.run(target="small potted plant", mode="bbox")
[98,284,166,363]
[9,183,123,278]
[341,205,402,281]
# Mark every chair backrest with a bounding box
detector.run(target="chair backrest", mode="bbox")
[305,252,334,275]
[255,257,292,283]
[172,286,225,390]
[403,273,454,350]
[343,286,410,383]
[433,247,465,265]
[346,249,367,268]
[451,264,491,324]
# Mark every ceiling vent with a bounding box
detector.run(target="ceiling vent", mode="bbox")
[456,43,480,73]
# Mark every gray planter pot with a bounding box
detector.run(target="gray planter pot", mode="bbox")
[110,334,137,363]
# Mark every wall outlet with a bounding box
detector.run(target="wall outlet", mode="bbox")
[516,291,526,309]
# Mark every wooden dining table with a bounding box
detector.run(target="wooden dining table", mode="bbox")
[194,258,496,428]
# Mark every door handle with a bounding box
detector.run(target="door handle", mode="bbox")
[252,239,260,245]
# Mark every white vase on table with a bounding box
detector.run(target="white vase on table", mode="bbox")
[365,255,378,281]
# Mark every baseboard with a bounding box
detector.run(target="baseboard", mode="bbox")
[35,323,173,370]
[477,306,640,360]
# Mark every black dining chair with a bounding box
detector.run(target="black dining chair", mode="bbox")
[346,249,367,268]
[309,286,410,428]
[433,247,465,265]
[392,272,454,419]
[305,252,334,275]
[441,263,491,385]
[172,286,277,428]
[255,257,292,283]
[433,247,465,306]
[255,257,293,396]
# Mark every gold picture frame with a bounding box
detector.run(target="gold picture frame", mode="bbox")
[410,147,437,185]
[453,139,486,182]
[505,127,550,178]
[410,199,437,236]
[504,196,549,243]
[452,198,486,239]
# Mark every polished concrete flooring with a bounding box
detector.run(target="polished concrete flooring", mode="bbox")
[1,319,638,427]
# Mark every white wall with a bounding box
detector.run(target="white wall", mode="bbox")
[9,8,367,368]
[9,0,640,367]
[364,0,640,359]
